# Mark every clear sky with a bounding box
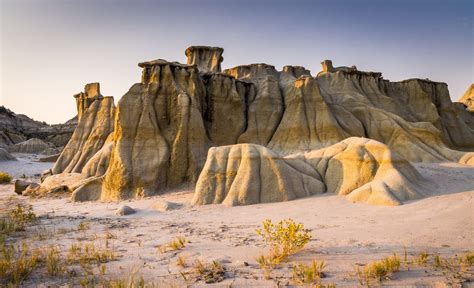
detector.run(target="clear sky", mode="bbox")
[1,0,472,124]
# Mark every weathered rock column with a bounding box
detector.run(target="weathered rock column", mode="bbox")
[74,83,102,121]
[185,46,224,73]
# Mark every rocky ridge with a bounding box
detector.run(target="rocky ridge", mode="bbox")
[32,46,474,206]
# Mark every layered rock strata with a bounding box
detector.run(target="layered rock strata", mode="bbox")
[38,46,474,206]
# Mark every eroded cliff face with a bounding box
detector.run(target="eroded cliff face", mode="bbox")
[43,46,474,206]
[459,84,474,112]
[52,85,115,175]
[101,60,209,200]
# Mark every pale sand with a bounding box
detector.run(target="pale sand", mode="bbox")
[0,158,473,286]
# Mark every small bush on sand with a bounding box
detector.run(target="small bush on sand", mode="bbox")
[193,259,226,284]
[356,253,400,284]
[417,251,429,265]
[0,172,12,184]
[157,236,187,253]
[46,246,64,276]
[176,254,187,268]
[256,218,311,266]
[292,259,326,284]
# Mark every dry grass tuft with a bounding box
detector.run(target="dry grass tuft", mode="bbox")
[0,241,40,285]
[291,259,327,284]
[356,253,400,285]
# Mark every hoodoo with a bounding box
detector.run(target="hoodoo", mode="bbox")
[31,46,473,206]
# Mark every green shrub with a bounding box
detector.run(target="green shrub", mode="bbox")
[256,218,311,266]
[0,172,12,184]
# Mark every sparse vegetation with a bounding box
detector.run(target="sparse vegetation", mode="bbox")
[0,204,37,240]
[176,254,187,268]
[256,218,311,266]
[291,259,327,284]
[193,259,226,284]
[46,246,64,276]
[0,241,40,285]
[78,220,90,231]
[157,236,187,253]
[417,251,429,265]
[67,241,118,266]
[0,172,12,184]
[356,253,400,285]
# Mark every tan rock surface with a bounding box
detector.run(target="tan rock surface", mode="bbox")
[185,46,224,73]
[192,144,325,206]
[101,60,209,200]
[52,90,115,174]
[193,138,426,206]
[458,83,474,112]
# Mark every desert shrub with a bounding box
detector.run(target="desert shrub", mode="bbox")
[0,241,40,285]
[0,172,12,184]
[0,204,36,237]
[417,251,429,265]
[46,246,63,276]
[463,251,474,266]
[256,218,311,266]
[292,259,326,284]
[176,254,187,268]
[157,236,187,253]
[78,220,90,231]
[356,253,401,284]
[193,259,226,284]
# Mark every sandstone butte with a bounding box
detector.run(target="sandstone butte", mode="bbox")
[26,46,474,206]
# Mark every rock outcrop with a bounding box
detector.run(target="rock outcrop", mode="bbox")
[52,84,115,174]
[0,148,15,161]
[34,46,473,207]
[192,138,427,206]
[101,59,209,200]
[8,138,59,155]
[459,84,474,112]
[185,46,224,73]
[0,106,76,148]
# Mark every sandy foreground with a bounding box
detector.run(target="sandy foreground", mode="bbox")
[0,154,473,287]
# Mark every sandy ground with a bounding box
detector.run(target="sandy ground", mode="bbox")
[0,156,473,287]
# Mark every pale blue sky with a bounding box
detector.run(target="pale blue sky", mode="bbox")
[1,0,472,123]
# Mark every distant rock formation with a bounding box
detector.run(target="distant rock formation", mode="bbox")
[0,106,76,149]
[8,138,59,155]
[0,148,15,161]
[35,46,474,206]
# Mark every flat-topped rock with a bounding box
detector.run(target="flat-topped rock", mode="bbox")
[185,46,224,73]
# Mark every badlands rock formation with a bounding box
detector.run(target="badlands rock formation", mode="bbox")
[52,84,115,175]
[0,106,76,149]
[8,138,58,155]
[192,138,427,206]
[459,84,474,112]
[36,46,474,206]
[0,148,15,161]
